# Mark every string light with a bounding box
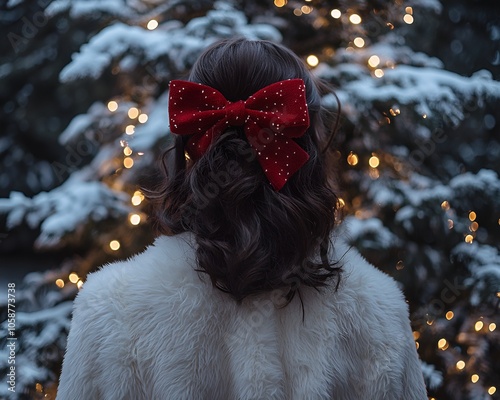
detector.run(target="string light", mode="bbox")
[77,280,83,289]
[349,14,362,24]
[274,0,286,7]
[55,279,65,288]
[369,155,380,168]
[489,323,496,332]
[138,113,148,123]
[293,8,302,16]
[456,360,465,370]
[489,387,497,395]
[470,221,479,231]
[129,213,141,225]
[403,14,414,24]
[475,321,484,331]
[337,198,345,208]
[422,114,427,118]
[147,20,158,30]
[413,331,420,340]
[306,55,319,67]
[128,107,139,119]
[109,240,120,251]
[123,146,132,156]
[471,374,479,383]
[465,234,473,243]
[374,69,384,78]
[123,157,134,168]
[347,151,359,166]
[368,55,380,67]
[68,273,79,284]
[445,311,454,320]
[468,211,477,221]
[330,9,341,19]
[301,5,312,14]
[107,101,118,112]
[125,125,135,135]
[441,200,450,210]
[437,338,448,350]
[131,190,144,206]
[353,37,365,48]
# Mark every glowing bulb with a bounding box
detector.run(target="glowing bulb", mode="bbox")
[465,234,473,244]
[353,37,365,48]
[147,19,158,30]
[445,311,454,320]
[468,211,476,221]
[69,273,79,284]
[413,331,420,340]
[129,214,141,225]
[301,5,312,14]
[293,8,302,16]
[77,280,83,289]
[405,6,413,14]
[437,338,448,350]
[132,195,142,206]
[489,323,496,331]
[349,14,361,24]
[475,321,484,331]
[368,55,380,67]
[374,69,384,78]
[369,155,380,168]
[125,125,135,135]
[470,221,479,231]
[107,101,118,112]
[128,107,139,119]
[422,114,427,118]
[441,200,450,210]
[403,14,414,24]
[306,55,319,67]
[330,9,341,19]
[138,113,148,123]
[123,157,134,168]
[489,386,497,395]
[337,198,345,208]
[274,0,286,7]
[347,152,359,166]
[55,279,65,288]
[109,240,120,251]
[456,360,465,370]
[471,374,479,383]
[123,146,132,156]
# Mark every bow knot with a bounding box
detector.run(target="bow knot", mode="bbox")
[168,79,310,191]
[225,100,246,126]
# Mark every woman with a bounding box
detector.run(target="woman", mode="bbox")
[57,38,427,399]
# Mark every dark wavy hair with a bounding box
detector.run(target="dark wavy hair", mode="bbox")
[148,38,341,304]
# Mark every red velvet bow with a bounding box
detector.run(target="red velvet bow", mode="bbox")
[168,79,310,191]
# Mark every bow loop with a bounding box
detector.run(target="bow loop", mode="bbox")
[168,79,310,190]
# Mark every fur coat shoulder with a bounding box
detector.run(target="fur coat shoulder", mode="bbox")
[57,230,427,400]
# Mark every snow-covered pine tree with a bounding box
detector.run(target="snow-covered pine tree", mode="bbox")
[1,0,499,399]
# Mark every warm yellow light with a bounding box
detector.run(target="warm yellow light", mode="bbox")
[422,114,427,118]
[353,37,365,48]
[489,323,497,332]
[349,14,362,24]
[415,341,419,349]
[456,360,465,370]
[132,195,142,206]
[107,101,118,112]
[489,386,497,395]
[301,5,312,14]
[374,68,384,78]
[129,214,141,225]
[475,321,484,331]
[306,55,319,67]
[69,273,79,284]
[437,338,448,350]
[441,200,450,210]
[403,14,414,24]
[123,146,132,156]
[465,234,473,244]
[293,8,302,16]
[405,6,413,14]
[147,19,158,30]
[448,219,454,229]
[138,113,148,123]
[77,280,84,289]
[55,279,65,288]
[123,157,134,168]
[368,55,380,67]
[330,9,341,19]
[469,211,477,221]
[471,374,479,383]
[470,221,479,232]
[274,0,286,7]
[412,331,420,340]
[347,152,359,166]
[125,125,135,135]
[109,240,120,251]
[445,311,454,320]
[369,155,380,168]
[128,107,139,119]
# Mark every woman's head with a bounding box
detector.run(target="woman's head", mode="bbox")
[149,38,341,303]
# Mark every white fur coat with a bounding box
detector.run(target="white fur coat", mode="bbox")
[57,231,427,400]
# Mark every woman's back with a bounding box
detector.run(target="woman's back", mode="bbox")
[56,230,426,400]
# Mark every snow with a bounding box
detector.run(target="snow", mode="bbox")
[46,0,138,18]
[344,216,401,249]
